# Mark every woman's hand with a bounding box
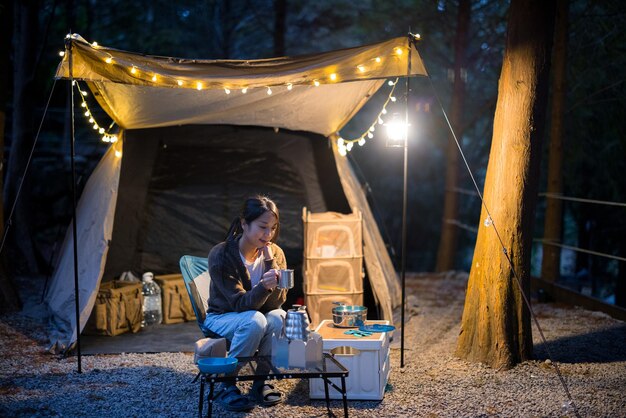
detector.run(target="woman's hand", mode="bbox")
[261,244,274,261]
[260,269,278,290]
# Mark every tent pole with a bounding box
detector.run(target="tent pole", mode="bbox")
[66,34,82,373]
[400,33,412,369]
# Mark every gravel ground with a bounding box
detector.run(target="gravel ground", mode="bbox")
[1,272,625,417]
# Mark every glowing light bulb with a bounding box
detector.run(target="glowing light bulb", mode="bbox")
[92,41,98,47]
[287,83,293,90]
[314,80,320,87]
[375,57,381,63]
[93,124,98,130]
[346,142,353,151]
[177,80,183,86]
[382,108,387,114]
[267,87,272,95]
[358,138,366,146]
[395,47,403,55]
[241,87,248,94]
[99,128,105,134]
[151,74,158,82]
[115,150,122,158]
[111,135,118,143]
[196,82,203,90]
[385,115,409,142]
[130,66,137,74]
[357,65,365,73]
[388,80,395,86]
[224,88,231,94]
[368,132,374,139]
[390,96,397,102]
[88,117,94,123]
[81,102,86,108]
[378,117,384,124]
[338,138,345,146]
[105,57,113,64]
[338,146,347,157]
[329,73,337,81]
[369,126,375,132]
[80,90,88,96]
[84,111,90,117]
[59,51,65,57]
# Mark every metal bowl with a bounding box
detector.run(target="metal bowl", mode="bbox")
[331,304,367,328]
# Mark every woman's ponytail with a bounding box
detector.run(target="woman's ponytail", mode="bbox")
[225,216,242,241]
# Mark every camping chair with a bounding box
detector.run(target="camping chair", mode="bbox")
[179,255,228,351]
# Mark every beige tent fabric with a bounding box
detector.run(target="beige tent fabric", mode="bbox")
[46,140,124,353]
[330,135,401,322]
[56,34,427,135]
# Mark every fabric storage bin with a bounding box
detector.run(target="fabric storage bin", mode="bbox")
[84,280,144,336]
[303,257,363,294]
[304,292,363,328]
[154,273,196,324]
[302,210,363,259]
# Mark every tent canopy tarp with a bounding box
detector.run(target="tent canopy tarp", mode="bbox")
[56,34,427,134]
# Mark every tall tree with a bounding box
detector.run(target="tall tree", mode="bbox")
[435,0,470,272]
[541,0,569,283]
[456,0,555,369]
[4,0,40,275]
[0,0,21,314]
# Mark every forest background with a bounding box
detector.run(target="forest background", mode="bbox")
[2,0,624,309]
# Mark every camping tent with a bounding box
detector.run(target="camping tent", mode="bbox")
[46,34,428,352]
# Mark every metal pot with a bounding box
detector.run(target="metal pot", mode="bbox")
[331,302,367,328]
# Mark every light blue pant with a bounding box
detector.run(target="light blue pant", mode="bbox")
[203,309,286,358]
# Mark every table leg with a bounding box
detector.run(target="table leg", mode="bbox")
[323,377,331,415]
[341,376,348,418]
[198,376,205,418]
[207,381,215,418]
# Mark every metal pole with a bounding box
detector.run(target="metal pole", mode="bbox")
[400,34,412,368]
[66,34,82,373]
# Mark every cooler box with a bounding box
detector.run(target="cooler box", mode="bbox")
[154,273,196,324]
[309,320,392,401]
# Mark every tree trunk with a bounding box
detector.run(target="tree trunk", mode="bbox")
[541,0,569,283]
[4,0,39,274]
[0,0,21,314]
[436,0,470,272]
[273,0,287,57]
[456,0,555,369]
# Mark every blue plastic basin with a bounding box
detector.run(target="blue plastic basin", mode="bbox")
[197,357,238,374]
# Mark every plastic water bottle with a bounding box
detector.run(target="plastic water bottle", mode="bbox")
[141,272,162,326]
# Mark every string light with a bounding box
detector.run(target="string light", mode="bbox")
[79,39,408,94]
[59,51,65,57]
[74,81,119,144]
[336,78,399,156]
